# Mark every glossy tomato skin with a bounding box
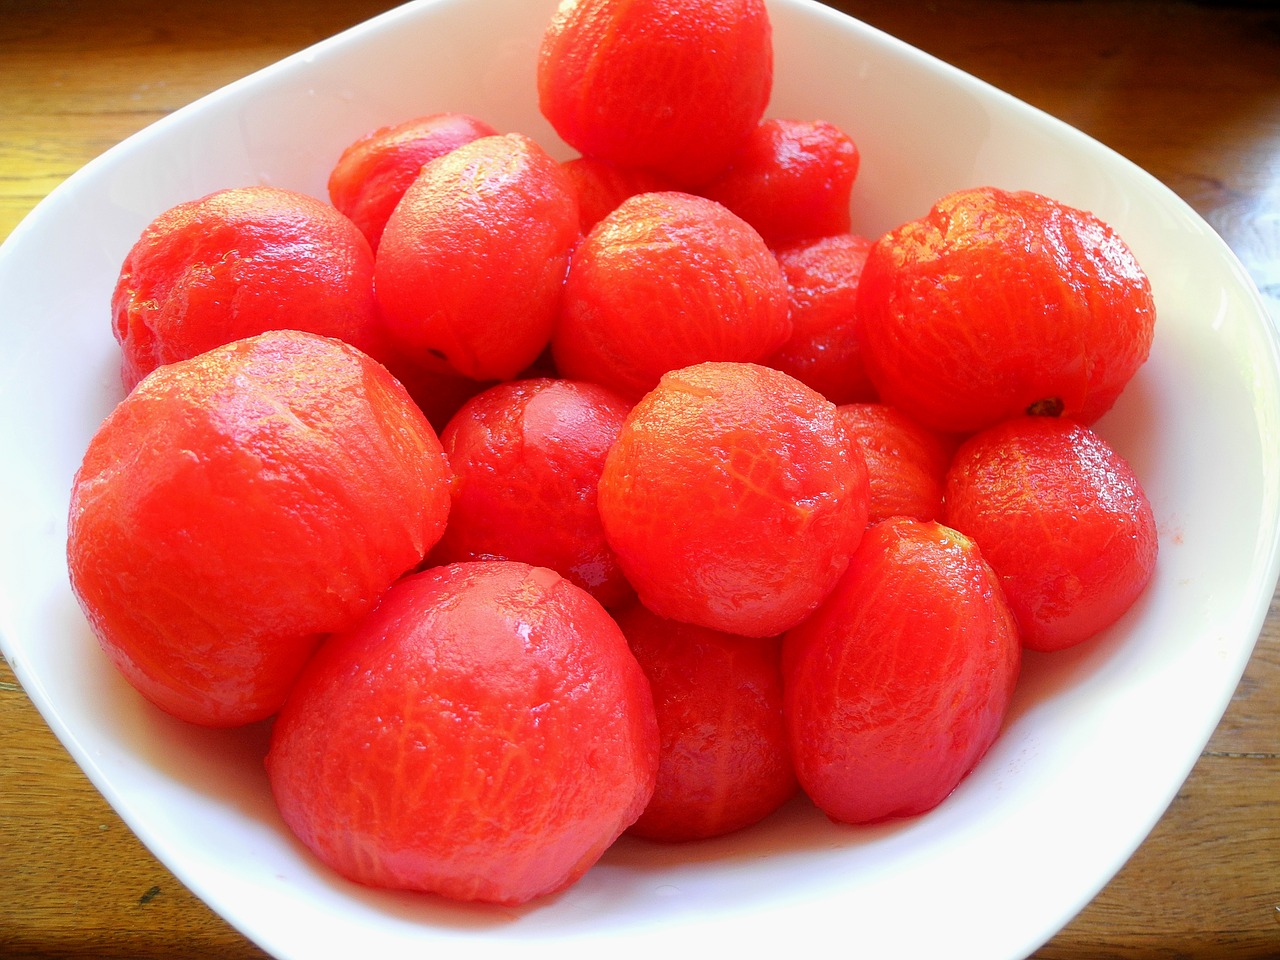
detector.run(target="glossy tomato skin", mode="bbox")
[618,603,796,842]
[783,517,1021,824]
[374,133,580,383]
[836,402,957,524]
[66,330,452,727]
[560,155,675,233]
[327,111,499,250]
[700,117,860,248]
[327,112,496,252]
[597,361,870,638]
[943,415,1158,652]
[552,192,791,401]
[112,186,382,391]
[765,232,876,405]
[265,561,660,905]
[432,377,635,607]
[537,0,773,186]
[854,186,1156,434]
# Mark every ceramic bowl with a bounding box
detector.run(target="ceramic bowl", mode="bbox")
[2,1,1278,957]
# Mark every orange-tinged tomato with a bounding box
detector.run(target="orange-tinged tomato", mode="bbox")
[855,186,1156,434]
[783,517,1021,824]
[67,330,452,727]
[112,185,381,391]
[597,361,870,637]
[553,191,791,400]
[944,415,1158,651]
[266,561,659,905]
[537,0,773,186]
[375,133,580,382]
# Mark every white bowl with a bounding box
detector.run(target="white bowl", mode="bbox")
[2,0,1278,957]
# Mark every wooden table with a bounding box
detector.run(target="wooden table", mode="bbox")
[2,0,1277,956]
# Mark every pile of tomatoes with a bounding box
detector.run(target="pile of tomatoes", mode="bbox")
[66,0,1157,907]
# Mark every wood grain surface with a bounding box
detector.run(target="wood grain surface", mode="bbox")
[1,1,1277,957]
